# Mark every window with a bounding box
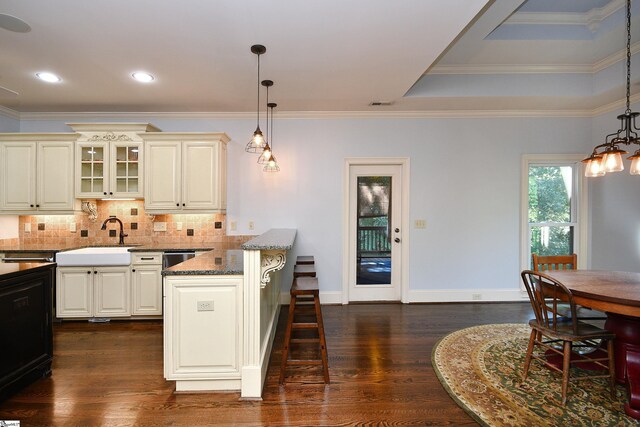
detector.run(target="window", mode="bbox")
[521,155,588,270]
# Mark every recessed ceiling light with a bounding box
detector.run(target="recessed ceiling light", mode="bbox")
[0,14,31,33]
[36,72,61,83]
[132,72,154,83]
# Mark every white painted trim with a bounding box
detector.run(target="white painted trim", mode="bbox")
[408,289,529,303]
[519,154,589,272]
[504,0,623,30]
[431,42,640,76]
[342,158,410,304]
[0,105,20,120]
[280,291,343,305]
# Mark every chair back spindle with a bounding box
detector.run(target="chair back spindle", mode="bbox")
[521,270,578,335]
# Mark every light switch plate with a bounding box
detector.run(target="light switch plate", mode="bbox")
[248,221,254,230]
[24,223,31,233]
[176,222,183,231]
[153,222,167,232]
[230,221,237,231]
[415,219,427,229]
[69,222,77,233]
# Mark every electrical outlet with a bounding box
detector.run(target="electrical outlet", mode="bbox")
[24,223,31,233]
[69,222,77,233]
[248,221,254,230]
[197,301,214,311]
[153,222,167,232]
[230,221,237,231]
[472,293,482,301]
[176,222,183,231]
[415,219,427,229]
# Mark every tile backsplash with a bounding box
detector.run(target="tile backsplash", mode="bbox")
[18,200,249,247]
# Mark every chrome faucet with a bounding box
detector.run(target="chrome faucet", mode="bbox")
[101,216,128,245]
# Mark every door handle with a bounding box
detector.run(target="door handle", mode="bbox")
[394,237,400,243]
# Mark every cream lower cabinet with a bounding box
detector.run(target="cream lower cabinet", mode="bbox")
[144,133,229,214]
[164,275,243,391]
[131,252,162,316]
[57,266,131,318]
[0,136,76,213]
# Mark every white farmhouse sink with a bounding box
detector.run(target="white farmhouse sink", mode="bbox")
[56,247,132,266]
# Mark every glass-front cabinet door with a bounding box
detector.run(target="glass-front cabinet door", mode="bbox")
[77,142,107,198]
[76,141,143,199]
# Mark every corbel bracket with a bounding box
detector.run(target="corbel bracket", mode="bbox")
[260,250,286,288]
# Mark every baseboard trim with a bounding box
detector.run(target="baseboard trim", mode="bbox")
[408,289,528,303]
[280,289,527,304]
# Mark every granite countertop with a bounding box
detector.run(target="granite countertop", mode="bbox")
[0,262,56,280]
[241,229,297,250]
[0,242,237,254]
[162,249,244,276]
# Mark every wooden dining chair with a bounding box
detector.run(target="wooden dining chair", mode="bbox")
[520,270,616,405]
[532,254,577,272]
[531,253,605,321]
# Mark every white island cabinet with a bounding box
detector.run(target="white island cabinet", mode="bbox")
[163,229,296,397]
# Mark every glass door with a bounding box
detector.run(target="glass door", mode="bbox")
[348,164,403,301]
[78,143,106,197]
[112,144,142,198]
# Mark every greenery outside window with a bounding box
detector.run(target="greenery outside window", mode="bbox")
[521,155,588,271]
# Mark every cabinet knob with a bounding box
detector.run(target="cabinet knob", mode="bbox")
[132,269,136,272]
[104,192,107,195]
[176,203,180,207]
[182,203,185,207]
[36,204,40,208]
[109,192,113,195]
[94,271,97,274]
[87,271,91,274]
[30,204,34,208]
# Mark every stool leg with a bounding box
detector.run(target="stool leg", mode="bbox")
[279,294,297,384]
[314,293,330,384]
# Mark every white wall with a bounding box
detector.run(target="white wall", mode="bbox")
[590,108,640,272]
[18,114,594,300]
[0,113,19,132]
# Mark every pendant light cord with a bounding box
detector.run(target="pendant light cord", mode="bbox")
[627,0,632,114]
[257,53,261,127]
[265,84,269,142]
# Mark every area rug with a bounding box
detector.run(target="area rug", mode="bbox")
[432,323,638,426]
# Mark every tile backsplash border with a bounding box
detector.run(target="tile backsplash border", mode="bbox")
[17,200,251,247]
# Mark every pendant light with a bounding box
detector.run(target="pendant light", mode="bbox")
[263,102,280,172]
[245,45,267,153]
[258,80,273,164]
[583,0,640,176]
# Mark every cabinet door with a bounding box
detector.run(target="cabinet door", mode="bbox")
[144,141,181,210]
[94,267,130,317]
[183,141,220,210]
[0,141,37,211]
[38,141,75,211]
[132,265,162,315]
[111,143,143,198]
[76,142,108,198]
[56,267,93,318]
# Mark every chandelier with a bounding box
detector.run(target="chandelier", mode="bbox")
[583,0,640,177]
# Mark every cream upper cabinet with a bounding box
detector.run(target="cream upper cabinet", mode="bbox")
[69,123,159,199]
[76,140,143,199]
[0,135,76,213]
[144,133,229,213]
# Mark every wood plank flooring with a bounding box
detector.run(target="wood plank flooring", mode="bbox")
[0,302,533,426]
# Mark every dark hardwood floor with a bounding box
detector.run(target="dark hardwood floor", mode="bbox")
[0,302,533,426]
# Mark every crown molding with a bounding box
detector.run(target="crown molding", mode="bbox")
[19,111,256,121]
[431,42,640,76]
[506,0,623,31]
[0,105,20,120]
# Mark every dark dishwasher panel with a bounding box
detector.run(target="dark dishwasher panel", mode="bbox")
[162,252,196,269]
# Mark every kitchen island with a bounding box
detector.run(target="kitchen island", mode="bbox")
[0,262,55,401]
[162,229,296,398]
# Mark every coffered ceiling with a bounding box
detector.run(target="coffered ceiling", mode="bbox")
[0,0,637,115]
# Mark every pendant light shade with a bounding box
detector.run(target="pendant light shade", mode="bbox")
[263,102,280,172]
[584,0,640,177]
[246,45,267,153]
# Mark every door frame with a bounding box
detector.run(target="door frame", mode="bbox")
[342,157,410,304]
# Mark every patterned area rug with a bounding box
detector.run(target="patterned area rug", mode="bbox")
[432,324,639,426]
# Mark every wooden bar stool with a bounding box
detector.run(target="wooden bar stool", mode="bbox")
[293,264,316,278]
[280,276,329,384]
[296,255,315,265]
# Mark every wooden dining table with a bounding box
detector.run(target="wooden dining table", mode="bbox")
[542,269,640,419]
